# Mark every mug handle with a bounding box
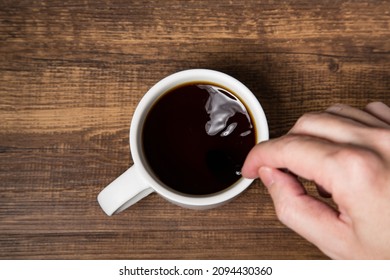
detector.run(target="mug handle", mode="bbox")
[97,166,154,216]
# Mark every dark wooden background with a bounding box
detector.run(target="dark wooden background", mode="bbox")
[1,0,389,259]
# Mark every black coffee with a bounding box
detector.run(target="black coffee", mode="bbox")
[142,83,256,195]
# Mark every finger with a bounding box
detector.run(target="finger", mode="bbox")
[289,112,379,147]
[242,134,337,192]
[259,167,350,259]
[326,103,390,128]
[364,102,390,125]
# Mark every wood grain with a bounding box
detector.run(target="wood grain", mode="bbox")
[1,0,389,259]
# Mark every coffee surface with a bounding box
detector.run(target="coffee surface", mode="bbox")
[142,83,256,195]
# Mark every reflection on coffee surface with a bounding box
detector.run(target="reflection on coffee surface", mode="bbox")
[142,83,256,195]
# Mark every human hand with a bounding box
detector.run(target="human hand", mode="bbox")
[242,102,390,259]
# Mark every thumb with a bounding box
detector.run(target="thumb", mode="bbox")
[259,167,350,259]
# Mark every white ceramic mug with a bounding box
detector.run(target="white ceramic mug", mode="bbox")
[97,69,269,216]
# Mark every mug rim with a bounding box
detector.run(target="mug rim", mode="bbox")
[130,69,269,208]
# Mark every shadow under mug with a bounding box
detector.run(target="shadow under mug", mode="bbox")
[97,69,269,216]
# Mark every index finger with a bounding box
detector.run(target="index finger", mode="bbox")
[242,134,338,190]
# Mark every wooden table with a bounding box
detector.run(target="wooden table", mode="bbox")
[1,0,389,260]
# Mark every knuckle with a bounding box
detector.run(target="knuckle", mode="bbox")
[274,201,290,225]
[334,147,382,187]
[374,128,390,149]
[293,112,321,131]
[280,134,310,155]
[336,148,372,170]
[271,189,301,226]
[281,133,301,145]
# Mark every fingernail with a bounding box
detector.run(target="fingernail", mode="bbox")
[259,167,275,187]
